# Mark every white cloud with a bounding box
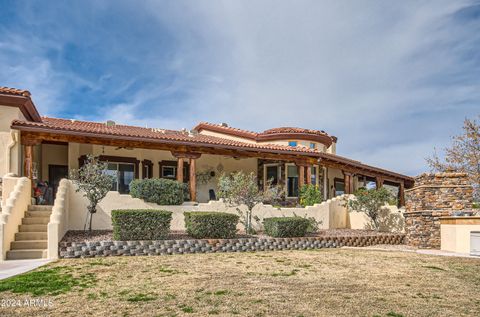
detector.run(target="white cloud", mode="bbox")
[135,0,480,175]
[1,0,479,176]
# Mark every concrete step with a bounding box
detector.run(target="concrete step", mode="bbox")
[19,224,47,232]
[22,217,50,225]
[26,211,52,217]
[6,249,47,260]
[15,232,48,241]
[11,240,47,250]
[28,205,53,212]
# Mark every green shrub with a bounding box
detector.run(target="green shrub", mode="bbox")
[184,212,239,239]
[129,178,188,205]
[299,185,322,207]
[473,202,479,209]
[263,217,310,237]
[111,209,172,240]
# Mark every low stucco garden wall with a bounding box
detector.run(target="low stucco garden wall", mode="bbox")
[62,180,403,232]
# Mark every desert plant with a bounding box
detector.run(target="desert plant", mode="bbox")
[347,187,392,230]
[184,212,239,238]
[217,171,281,234]
[263,217,310,237]
[111,209,172,240]
[292,212,321,233]
[299,184,322,207]
[129,178,188,205]
[69,155,115,232]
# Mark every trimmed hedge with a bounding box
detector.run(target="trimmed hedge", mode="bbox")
[129,178,188,205]
[184,212,239,239]
[263,217,310,237]
[111,209,172,240]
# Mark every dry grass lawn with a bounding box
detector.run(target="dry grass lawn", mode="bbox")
[1,249,479,316]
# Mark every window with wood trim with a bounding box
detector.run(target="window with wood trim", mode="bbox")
[78,155,139,194]
[158,160,189,182]
[141,159,153,179]
[333,178,345,196]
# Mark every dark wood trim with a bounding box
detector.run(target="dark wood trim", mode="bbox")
[78,155,140,179]
[171,151,202,159]
[258,132,333,147]
[141,159,153,179]
[42,140,68,146]
[0,94,42,122]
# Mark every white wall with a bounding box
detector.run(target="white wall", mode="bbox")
[62,180,381,232]
[0,176,31,260]
[0,107,25,177]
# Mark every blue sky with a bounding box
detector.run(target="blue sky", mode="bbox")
[1,1,479,176]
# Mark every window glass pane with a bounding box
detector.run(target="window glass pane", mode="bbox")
[118,163,134,194]
[287,165,299,197]
[162,166,176,178]
[105,163,118,191]
[311,166,317,185]
[288,141,297,147]
[310,143,316,149]
[335,180,345,196]
[266,165,279,185]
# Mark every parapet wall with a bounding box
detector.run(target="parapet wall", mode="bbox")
[404,172,473,249]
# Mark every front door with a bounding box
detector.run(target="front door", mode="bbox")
[49,165,68,198]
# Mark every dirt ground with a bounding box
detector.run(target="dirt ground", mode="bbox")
[0,248,479,317]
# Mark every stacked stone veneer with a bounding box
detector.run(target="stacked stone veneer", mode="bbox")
[59,234,405,258]
[404,172,473,249]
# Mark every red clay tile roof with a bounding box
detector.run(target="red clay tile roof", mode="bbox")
[11,117,413,183]
[0,87,31,97]
[194,122,258,139]
[194,122,338,145]
[12,117,321,155]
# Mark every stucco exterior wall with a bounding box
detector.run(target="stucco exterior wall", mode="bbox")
[326,167,344,199]
[441,222,480,254]
[198,130,257,144]
[0,107,25,177]
[41,144,68,181]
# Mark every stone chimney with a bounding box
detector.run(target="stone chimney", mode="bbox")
[404,172,474,249]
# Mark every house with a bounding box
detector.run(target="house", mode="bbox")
[0,86,414,205]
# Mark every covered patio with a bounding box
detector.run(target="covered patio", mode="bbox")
[12,118,413,205]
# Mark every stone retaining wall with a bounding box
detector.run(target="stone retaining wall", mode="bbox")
[59,233,405,258]
[404,172,474,249]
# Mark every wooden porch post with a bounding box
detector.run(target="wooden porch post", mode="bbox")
[376,177,384,189]
[306,166,312,185]
[189,158,197,202]
[298,165,305,188]
[24,144,33,179]
[343,172,352,194]
[177,158,184,183]
[398,181,405,207]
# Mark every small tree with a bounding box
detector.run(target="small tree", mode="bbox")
[217,171,282,234]
[347,187,391,230]
[426,115,480,200]
[299,184,322,207]
[69,155,115,232]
